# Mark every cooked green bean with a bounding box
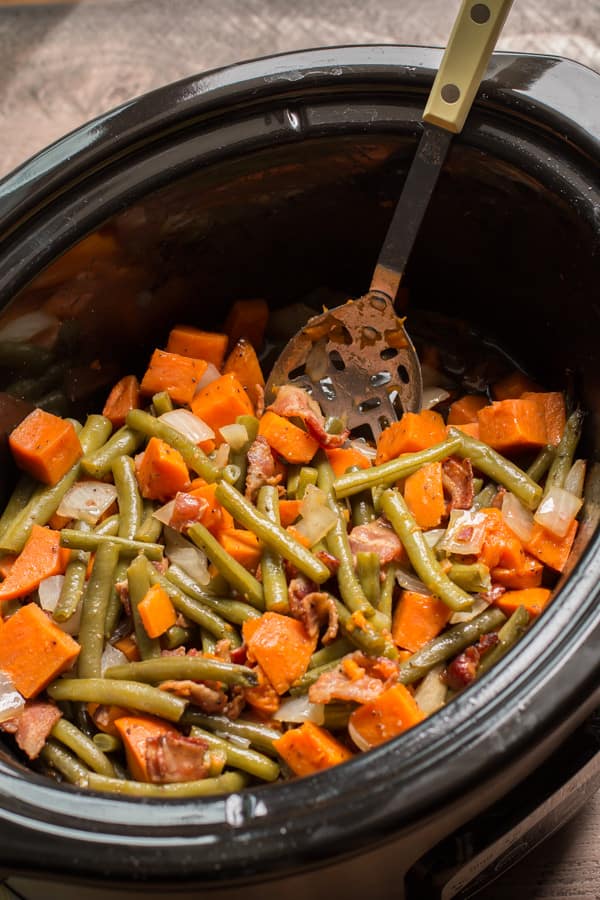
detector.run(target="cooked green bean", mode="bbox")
[448,562,491,594]
[105,656,258,687]
[527,445,556,483]
[290,659,341,695]
[182,712,280,757]
[54,534,89,622]
[350,488,375,527]
[322,703,355,730]
[472,477,484,494]
[215,482,330,585]
[152,391,173,416]
[0,474,35,541]
[477,605,530,677]
[127,554,161,660]
[112,455,142,541]
[93,733,122,754]
[81,424,144,480]
[163,624,194,650]
[287,464,300,498]
[257,485,288,613]
[126,409,221,483]
[297,467,318,499]
[187,522,264,609]
[333,598,397,659]
[60,529,163,560]
[378,563,397,626]
[94,514,120,537]
[398,607,507,685]
[356,552,381,609]
[472,482,498,510]
[309,636,354,669]
[190,726,280,781]
[50,719,115,777]
[544,408,584,494]
[103,558,128,639]
[136,500,163,543]
[82,770,248,797]
[229,414,260,492]
[448,428,543,510]
[334,435,462,499]
[163,563,259,627]
[201,630,216,654]
[40,739,89,784]
[47,678,187,722]
[381,490,473,612]
[77,541,120,677]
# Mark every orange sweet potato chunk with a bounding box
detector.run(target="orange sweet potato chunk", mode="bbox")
[166,326,228,369]
[140,349,208,406]
[9,408,82,485]
[242,612,317,695]
[477,398,548,455]
[136,436,189,501]
[273,720,352,776]
[375,410,447,464]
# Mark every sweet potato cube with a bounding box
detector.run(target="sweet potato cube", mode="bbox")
[102,375,141,427]
[140,349,208,406]
[494,587,551,619]
[273,720,353,776]
[224,299,269,351]
[242,611,317,694]
[191,373,254,436]
[325,447,371,477]
[447,394,488,425]
[348,684,425,749]
[477,398,548,455]
[9,408,82,485]
[403,461,445,529]
[524,520,578,573]
[136,436,189,501]
[113,715,177,782]
[223,338,265,407]
[258,411,318,464]
[166,325,228,369]
[522,391,566,446]
[138,584,177,639]
[0,525,70,603]
[392,589,451,652]
[375,410,447,464]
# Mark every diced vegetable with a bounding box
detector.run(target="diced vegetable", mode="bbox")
[403,461,445,529]
[9,409,82,485]
[136,437,190,501]
[166,325,229,369]
[0,525,69,602]
[137,584,177,639]
[223,338,265,408]
[348,684,424,750]
[258,411,319,464]
[243,613,317,695]
[102,375,141,427]
[273,720,352,775]
[477,398,548,454]
[392,590,452,652]
[375,410,447,464]
[191,373,254,437]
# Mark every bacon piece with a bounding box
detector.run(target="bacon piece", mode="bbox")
[254,383,265,419]
[309,651,398,704]
[169,492,209,533]
[159,679,228,714]
[268,384,349,449]
[245,436,282,502]
[479,584,506,604]
[315,549,340,575]
[490,486,507,510]
[116,579,130,615]
[145,732,210,784]
[443,633,499,691]
[289,587,338,644]
[1,701,62,760]
[348,517,404,564]
[442,458,474,510]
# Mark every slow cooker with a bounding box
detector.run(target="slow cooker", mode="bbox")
[0,46,599,899]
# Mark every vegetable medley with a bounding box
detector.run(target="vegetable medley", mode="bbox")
[0,300,586,797]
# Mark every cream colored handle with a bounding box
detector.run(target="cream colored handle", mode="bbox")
[423,0,513,134]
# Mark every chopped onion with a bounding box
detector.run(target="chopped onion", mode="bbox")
[57,481,117,525]
[344,438,376,461]
[159,409,214,443]
[0,310,58,343]
[395,567,429,595]
[439,509,487,555]
[534,485,582,538]
[294,485,337,545]
[219,424,249,451]
[423,528,446,550]
[101,643,128,675]
[422,386,451,410]
[195,363,221,393]
[348,717,371,751]
[214,442,230,468]
[57,601,83,637]
[564,459,587,499]
[38,575,65,613]
[152,499,176,526]
[414,664,447,715]
[274,695,325,725]
[501,492,534,542]
[164,527,210,584]
[0,670,24,723]
[449,595,490,625]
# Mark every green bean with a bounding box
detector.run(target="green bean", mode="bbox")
[164,563,259,627]
[112,455,142,541]
[472,482,498,510]
[381,490,473,612]
[476,605,530,677]
[50,719,115,777]
[201,630,216,654]
[126,409,220,483]
[378,564,397,626]
[324,416,345,436]
[82,770,248,797]
[297,467,318,499]
[0,414,112,553]
[105,656,258,687]
[190,726,280,782]
[54,523,89,622]
[93,733,122,754]
[77,541,120,677]
[290,659,341,695]
[398,607,507,685]
[81,425,144,480]
[333,598,397,659]
[60,529,163,560]
[94,514,120,537]
[448,428,543,510]
[187,523,264,608]
[136,500,163,543]
[104,558,128,639]
[334,436,462,499]
[323,703,355,730]
[0,340,54,371]
[40,739,89,784]
[0,474,36,541]
[448,562,491,594]
[527,445,556,483]
[287,464,300,498]
[215,482,330,585]
[544,408,584,494]
[229,414,260,492]
[151,565,242,645]
[47,678,187,722]
[309,637,353,669]
[356,552,381,609]
[163,624,194,650]
[222,464,241,485]
[127,554,161,660]
[350,488,375,527]
[472,477,484,494]
[182,712,280,757]
[152,391,173,416]
[257,485,288,613]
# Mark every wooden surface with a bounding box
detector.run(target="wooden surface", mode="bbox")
[0,1,600,896]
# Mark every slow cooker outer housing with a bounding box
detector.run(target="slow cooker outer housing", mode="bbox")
[0,47,599,897]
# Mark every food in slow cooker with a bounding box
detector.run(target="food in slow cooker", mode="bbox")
[0,302,585,796]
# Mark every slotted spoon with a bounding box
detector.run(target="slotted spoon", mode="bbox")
[266,0,513,439]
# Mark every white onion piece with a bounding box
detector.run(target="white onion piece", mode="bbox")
[57,481,118,525]
[534,485,582,538]
[423,528,446,550]
[58,601,83,637]
[422,386,451,410]
[219,424,248,451]
[274,695,325,725]
[343,439,376,461]
[101,643,128,675]
[0,310,58,343]
[214,442,230,468]
[439,509,487,555]
[159,409,214,443]
[195,363,221,394]
[449,595,490,625]
[348,717,371,751]
[564,459,587,499]
[0,670,25,723]
[395,567,429,595]
[414,664,447,715]
[164,527,210,584]
[152,499,176,526]
[501,492,534,542]
[38,575,65,612]
[294,485,337,545]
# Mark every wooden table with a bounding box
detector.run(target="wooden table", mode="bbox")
[0,1,599,896]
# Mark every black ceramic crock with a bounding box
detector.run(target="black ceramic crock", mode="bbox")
[0,46,599,900]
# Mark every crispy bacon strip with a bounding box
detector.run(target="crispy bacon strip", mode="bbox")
[245,435,282,501]
[308,651,398,704]
[159,680,228,714]
[443,633,499,691]
[1,701,62,760]
[442,458,474,510]
[288,584,338,644]
[268,384,349,448]
[145,732,210,784]
[348,517,404,564]
[169,492,210,533]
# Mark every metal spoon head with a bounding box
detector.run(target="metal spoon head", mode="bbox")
[265,292,422,440]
